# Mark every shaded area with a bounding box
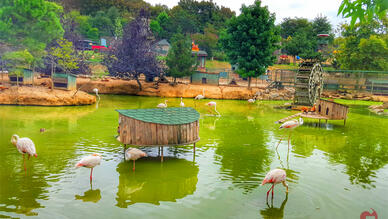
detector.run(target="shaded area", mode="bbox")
[75,188,101,203]
[260,194,288,219]
[115,158,198,207]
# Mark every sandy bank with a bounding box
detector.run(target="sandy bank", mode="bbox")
[77,78,294,100]
[0,86,96,106]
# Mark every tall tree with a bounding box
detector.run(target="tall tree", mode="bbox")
[0,0,64,57]
[220,0,280,88]
[104,9,161,90]
[166,32,196,83]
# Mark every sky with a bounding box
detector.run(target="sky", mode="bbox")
[145,0,348,28]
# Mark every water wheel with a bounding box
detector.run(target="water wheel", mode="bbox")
[294,61,323,106]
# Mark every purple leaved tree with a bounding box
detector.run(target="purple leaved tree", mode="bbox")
[104,9,162,90]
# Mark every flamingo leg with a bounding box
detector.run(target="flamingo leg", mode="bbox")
[28,154,30,160]
[23,154,26,173]
[133,160,135,171]
[276,136,283,150]
[266,184,274,202]
[271,184,275,199]
[288,131,291,149]
[90,168,93,181]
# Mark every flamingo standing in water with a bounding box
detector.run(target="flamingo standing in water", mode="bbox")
[206,101,221,117]
[261,169,288,202]
[93,88,100,102]
[11,134,37,172]
[195,89,205,100]
[180,97,185,107]
[276,118,303,149]
[76,153,102,181]
[125,148,147,171]
[157,100,168,108]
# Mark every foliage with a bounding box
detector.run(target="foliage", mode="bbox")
[104,9,161,90]
[0,0,64,56]
[191,24,219,57]
[166,33,196,82]
[49,38,79,74]
[280,15,332,61]
[333,21,388,70]
[90,6,121,37]
[220,0,280,88]
[3,49,34,70]
[66,11,99,41]
[338,0,388,27]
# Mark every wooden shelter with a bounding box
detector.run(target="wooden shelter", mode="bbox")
[191,71,220,85]
[9,69,33,85]
[116,107,200,161]
[276,99,348,125]
[52,73,77,90]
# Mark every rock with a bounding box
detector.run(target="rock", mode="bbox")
[270,93,279,99]
[382,102,388,109]
[345,94,353,100]
[265,89,270,94]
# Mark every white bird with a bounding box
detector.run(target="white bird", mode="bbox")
[248,98,256,103]
[276,118,303,149]
[93,88,100,102]
[180,97,185,107]
[11,134,37,172]
[195,89,205,100]
[206,101,221,117]
[261,169,288,202]
[157,100,168,108]
[76,153,102,181]
[125,148,147,171]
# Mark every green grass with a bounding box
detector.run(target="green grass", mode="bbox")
[270,64,298,70]
[332,99,382,106]
[206,60,231,69]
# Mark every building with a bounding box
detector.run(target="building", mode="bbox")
[191,71,219,85]
[152,39,170,56]
[52,73,77,90]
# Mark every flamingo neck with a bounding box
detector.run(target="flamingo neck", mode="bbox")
[165,100,167,106]
[214,105,220,116]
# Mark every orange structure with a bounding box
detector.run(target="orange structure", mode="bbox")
[192,41,199,52]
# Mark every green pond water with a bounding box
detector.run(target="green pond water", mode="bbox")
[1,96,388,218]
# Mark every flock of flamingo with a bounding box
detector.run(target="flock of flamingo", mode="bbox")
[10,88,303,202]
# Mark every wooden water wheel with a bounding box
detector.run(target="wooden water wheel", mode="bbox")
[294,60,324,106]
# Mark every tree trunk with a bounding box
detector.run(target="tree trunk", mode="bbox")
[293,55,296,65]
[248,76,251,89]
[174,77,177,83]
[136,76,142,91]
[51,60,54,91]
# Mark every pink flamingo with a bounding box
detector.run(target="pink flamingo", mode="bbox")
[206,101,221,117]
[261,169,288,201]
[276,118,303,149]
[76,153,102,181]
[11,134,37,172]
[125,148,147,171]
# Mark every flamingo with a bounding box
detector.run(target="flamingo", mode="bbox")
[276,117,303,149]
[180,97,185,107]
[125,148,147,171]
[11,134,37,172]
[157,100,168,108]
[248,98,256,103]
[195,89,205,100]
[76,153,102,181]
[206,101,221,117]
[261,169,288,202]
[93,88,100,102]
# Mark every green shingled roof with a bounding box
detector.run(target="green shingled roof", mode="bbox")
[116,107,200,125]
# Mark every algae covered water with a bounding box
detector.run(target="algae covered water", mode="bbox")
[1,96,388,218]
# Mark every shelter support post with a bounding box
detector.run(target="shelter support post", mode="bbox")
[161,146,164,162]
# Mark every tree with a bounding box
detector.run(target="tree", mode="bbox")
[49,38,79,74]
[166,33,196,83]
[0,0,64,56]
[279,17,311,39]
[220,0,280,88]
[191,24,219,57]
[338,0,388,27]
[3,49,34,86]
[104,9,161,90]
[333,21,388,70]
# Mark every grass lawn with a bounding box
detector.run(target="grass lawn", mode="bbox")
[206,60,231,69]
[270,64,298,70]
